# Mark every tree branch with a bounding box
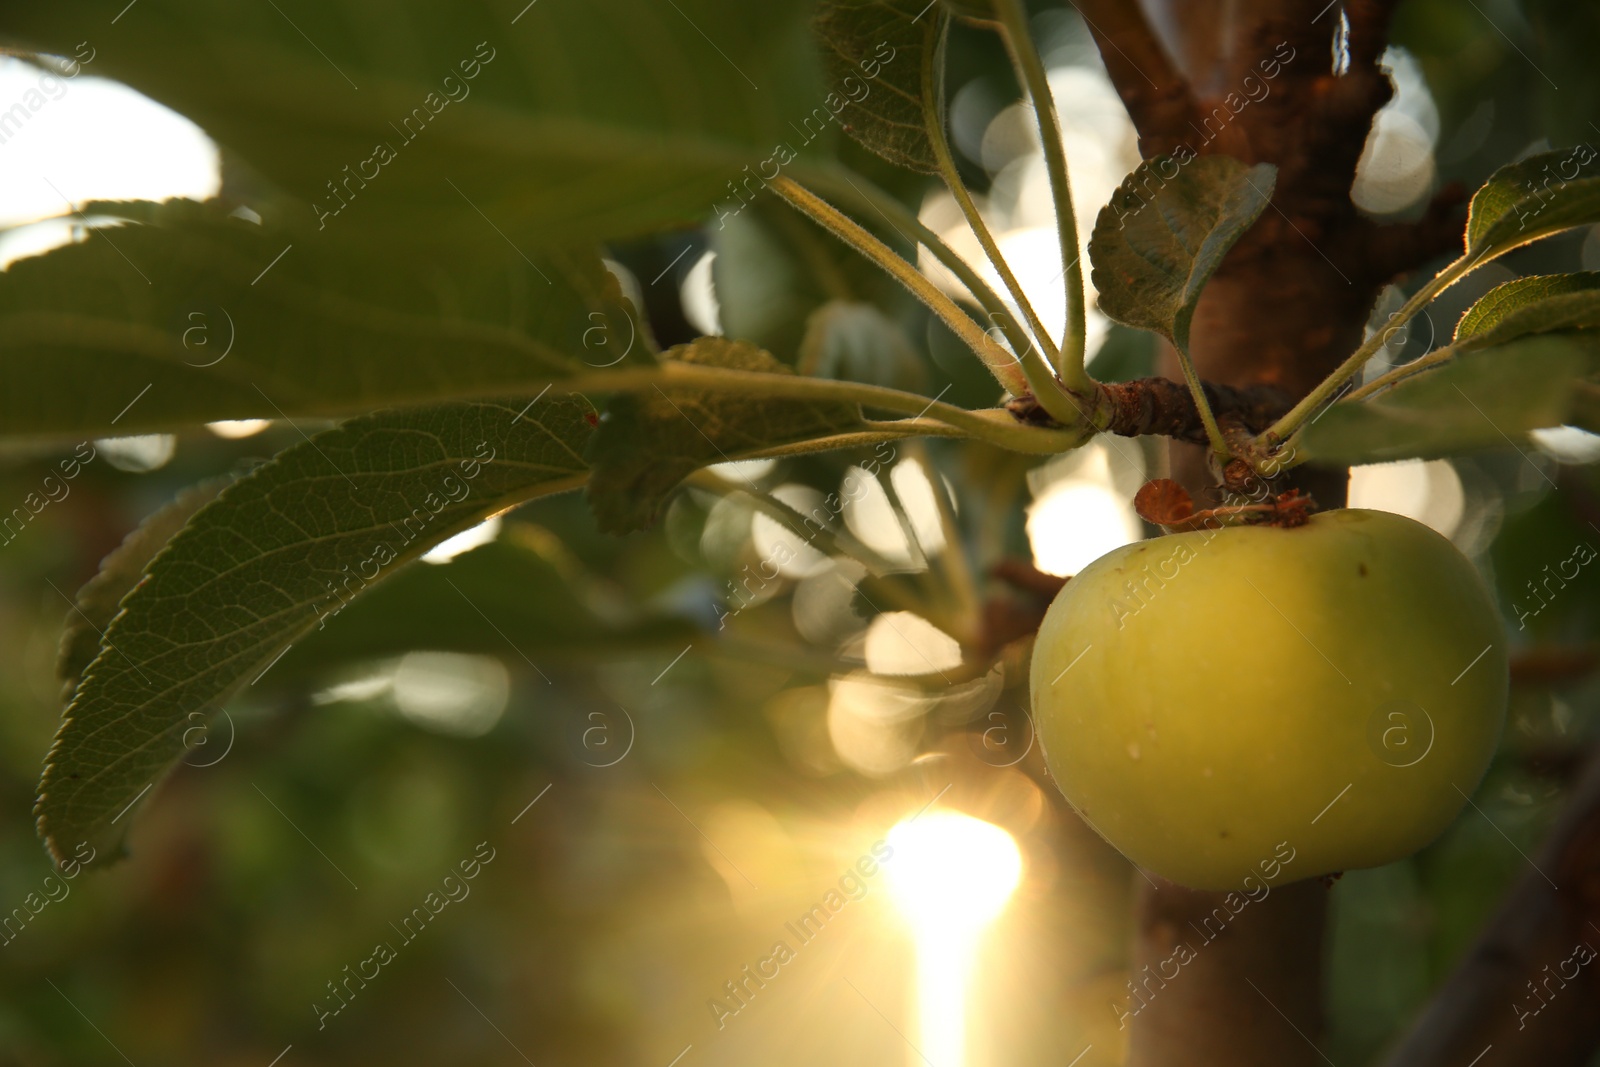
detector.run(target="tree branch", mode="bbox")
[1072,0,1200,158]
[1004,376,1291,447]
[1102,377,1290,445]
[1127,876,1329,1067]
[1379,745,1600,1067]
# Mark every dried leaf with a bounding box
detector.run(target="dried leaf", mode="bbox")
[1134,478,1195,526]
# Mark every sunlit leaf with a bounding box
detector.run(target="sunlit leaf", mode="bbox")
[0,200,630,437]
[814,0,941,173]
[1089,155,1277,352]
[1298,336,1598,464]
[1464,147,1600,261]
[586,337,868,533]
[1453,272,1600,348]
[37,397,595,864]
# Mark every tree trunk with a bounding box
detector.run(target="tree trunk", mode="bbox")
[1126,875,1328,1066]
[1073,1,1464,1063]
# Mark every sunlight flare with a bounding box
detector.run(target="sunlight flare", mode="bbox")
[887,810,1023,1067]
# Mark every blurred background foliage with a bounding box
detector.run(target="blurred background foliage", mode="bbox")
[0,1,1598,1065]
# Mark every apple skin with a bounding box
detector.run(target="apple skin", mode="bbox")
[1029,508,1507,891]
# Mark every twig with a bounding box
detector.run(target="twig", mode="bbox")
[1102,376,1291,444]
[767,177,1035,400]
[920,16,1068,400]
[1379,746,1600,1067]
[995,0,1091,385]
[1071,0,1200,158]
[804,166,1046,372]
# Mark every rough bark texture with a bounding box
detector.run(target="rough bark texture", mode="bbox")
[1127,877,1329,1065]
[1072,1,1466,1064]
[1102,377,1289,446]
[1006,377,1290,443]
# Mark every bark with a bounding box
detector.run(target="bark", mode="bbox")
[1127,877,1329,1066]
[1101,377,1289,446]
[1006,377,1290,443]
[1071,1,1467,1064]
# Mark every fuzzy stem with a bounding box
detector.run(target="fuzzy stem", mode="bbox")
[801,164,1101,428]
[1274,344,1462,464]
[803,165,1035,346]
[684,469,901,577]
[557,364,1083,454]
[767,176,1035,400]
[921,18,1064,383]
[907,439,982,644]
[995,0,1090,387]
[1342,343,1460,403]
[1172,344,1232,460]
[1260,252,1478,444]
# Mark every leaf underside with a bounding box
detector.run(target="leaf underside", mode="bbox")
[0,199,630,439]
[0,0,824,246]
[1298,336,1598,464]
[38,397,596,864]
[267,528,698,680]
[814,0,941,173]
[56,473,235,701]
[1089,155,1277,351]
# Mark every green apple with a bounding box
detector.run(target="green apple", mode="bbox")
[1029,508,1507,891]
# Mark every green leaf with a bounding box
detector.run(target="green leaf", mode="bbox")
[814,0,940,174]
[56,474,234,701]
[1454,272,1600,348]
[798,300,929,392]
[586,337,869,533]
[1297,336,1598,464]
[269,527,698,679]
[0,200,630,437]
[1464,147,1600,261]
[0,0,823,245]
[1089,155,1277,351]
[37,397,595,864]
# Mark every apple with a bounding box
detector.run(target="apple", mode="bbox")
[1029,508,1507,891]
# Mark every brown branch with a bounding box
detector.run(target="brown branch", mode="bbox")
[1379,745,1600,1067]
[989,558,1069,599]
[974,560,1067,658]
[1510,644,1600,688]
[1072,0,1200,158]
[1100,376,1291,445]
[1006,376,1290,444]
[1127,876,1329,1067]
[1103,5,1407,1067]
